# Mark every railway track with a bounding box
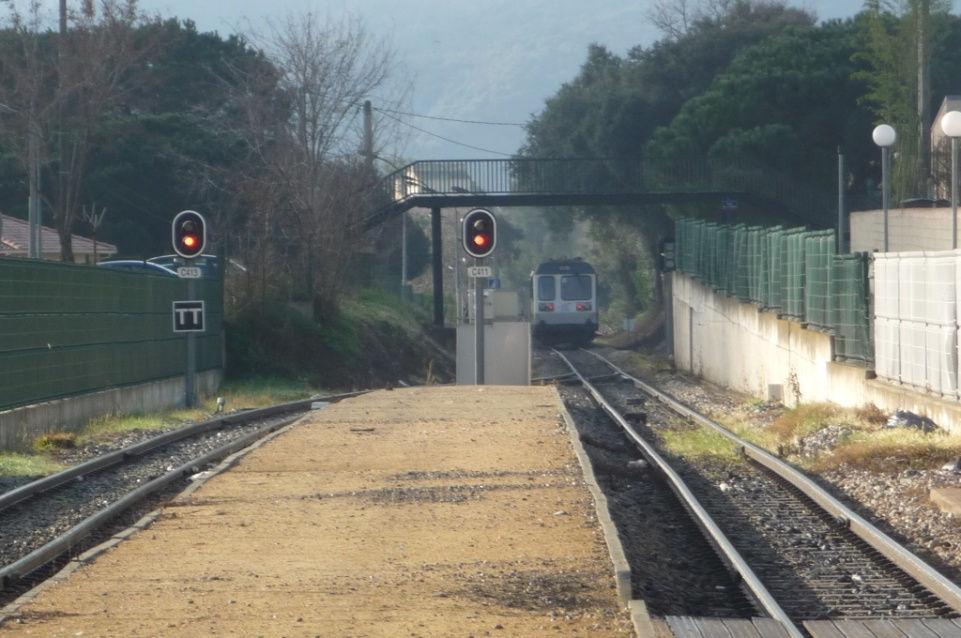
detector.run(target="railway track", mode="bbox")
[551,348,961,637]
[0,391,367,592]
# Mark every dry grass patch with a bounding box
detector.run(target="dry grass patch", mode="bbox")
[770,403,844,442]
[711,400,957,473]
[32,432,77,453]
[812,429,961,473]
[854,403,887,425]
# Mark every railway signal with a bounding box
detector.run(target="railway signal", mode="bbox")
[172,210,206,259]
[463,209,496,258]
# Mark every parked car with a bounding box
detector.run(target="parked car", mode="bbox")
[97,260,178,277]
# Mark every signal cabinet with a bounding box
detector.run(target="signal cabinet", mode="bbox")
[455,321,531,386]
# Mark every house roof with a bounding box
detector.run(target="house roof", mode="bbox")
[0,214,117,256]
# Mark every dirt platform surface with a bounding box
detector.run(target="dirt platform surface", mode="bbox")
[1,386,632,637]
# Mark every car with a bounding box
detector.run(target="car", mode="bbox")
[96,260,178,276]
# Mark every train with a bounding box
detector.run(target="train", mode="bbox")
[531,258,598,345]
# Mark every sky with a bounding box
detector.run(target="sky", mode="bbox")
[46,1,927,160]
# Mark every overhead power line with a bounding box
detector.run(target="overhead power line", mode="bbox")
[371,105,526,127]
[378,110,516,157]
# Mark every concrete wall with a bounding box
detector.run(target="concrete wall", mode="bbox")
[0,370,222,452]
[673,272,961,433]
[851,208,959,253]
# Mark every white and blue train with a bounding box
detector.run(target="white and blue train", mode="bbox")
[531,258,598,345]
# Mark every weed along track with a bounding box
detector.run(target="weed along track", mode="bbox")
[538,347,961,634]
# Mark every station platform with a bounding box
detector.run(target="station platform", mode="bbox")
[0,386,635,636]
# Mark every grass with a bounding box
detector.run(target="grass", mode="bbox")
[659,423,743,463]
[0,376,325,479]
[341,288,424,335]
[813,429,961,473]
[768,403,844,442]
[77,376,322,443]
[0,452,64,477]
[717,398,961,474]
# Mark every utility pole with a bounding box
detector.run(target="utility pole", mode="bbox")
[362,100,374,173]
[57,0,67,259]
[28,120,41,259]
[917,0,931,196]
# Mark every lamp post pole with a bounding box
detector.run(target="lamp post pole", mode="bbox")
[882,145,890,251]
[953,137,958,250]
[873,124,897,252]
[837,147,845,253]
[940,111,961,250]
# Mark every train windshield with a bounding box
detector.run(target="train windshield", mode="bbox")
[560,275,592,301]
[537,276,556,301]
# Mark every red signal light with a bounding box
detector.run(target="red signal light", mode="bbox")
[172,210,207,259]
[463,209,496,258]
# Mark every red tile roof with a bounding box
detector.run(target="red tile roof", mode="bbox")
[0,214,116,258]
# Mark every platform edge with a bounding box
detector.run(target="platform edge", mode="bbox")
[552,386,651,635]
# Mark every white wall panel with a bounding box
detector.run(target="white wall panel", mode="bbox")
[899,321,927,388]
[927,324,959,397]
[898,252,927,324]
[874,317,901,382]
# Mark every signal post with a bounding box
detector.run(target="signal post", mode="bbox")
[462,209,496,385]
[171,210,207,407]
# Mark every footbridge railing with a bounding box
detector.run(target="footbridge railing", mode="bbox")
[364,157,836,228]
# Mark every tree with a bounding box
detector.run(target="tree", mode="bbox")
[233,13,401,319]
[519,1,815,312]
[0,0,159,261]
[858,0,951,199]
[647,20,875,221]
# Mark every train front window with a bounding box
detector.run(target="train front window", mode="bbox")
[561,275,592,301]
[537,276,556,301]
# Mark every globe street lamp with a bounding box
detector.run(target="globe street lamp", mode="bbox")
[873,124,897,251]
[941,111,961,250]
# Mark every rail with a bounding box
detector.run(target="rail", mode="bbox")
[581,348,961,616]
[552,348,805,638]
[0,390,369,588]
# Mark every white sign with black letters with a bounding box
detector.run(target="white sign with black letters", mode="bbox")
[467,266,492,278]
[177,266,202,279]
[173,300,205,333]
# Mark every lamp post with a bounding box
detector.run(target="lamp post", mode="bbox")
[873,124,897,252]
[941,111,961,250]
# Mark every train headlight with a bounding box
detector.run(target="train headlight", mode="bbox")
[538,303,555,312]
[576,303,592,311]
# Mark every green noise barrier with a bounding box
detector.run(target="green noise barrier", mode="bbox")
[0,258,224,411]
[674,218,872,364]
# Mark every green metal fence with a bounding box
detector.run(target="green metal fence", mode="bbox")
[832,254,872,362]
[0,258,224,411]
[674,218,872,363]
